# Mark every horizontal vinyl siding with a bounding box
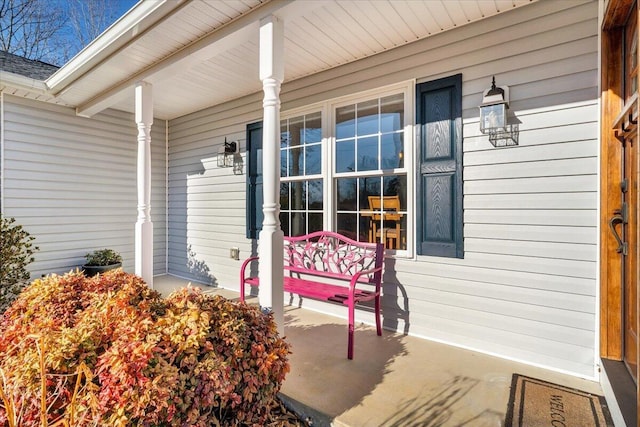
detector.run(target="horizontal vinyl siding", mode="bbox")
[168,0,599,377]
[2,95,167,278]
[168,105,259,285]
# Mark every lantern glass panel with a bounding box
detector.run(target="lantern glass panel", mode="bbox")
[480,103,506,132]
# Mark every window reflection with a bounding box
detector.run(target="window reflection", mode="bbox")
[280,179,324,237]
[336,175,407,250]
[335,96,405,172]
[336,178,357,211]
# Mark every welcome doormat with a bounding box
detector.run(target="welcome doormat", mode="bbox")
[504,374,614,427]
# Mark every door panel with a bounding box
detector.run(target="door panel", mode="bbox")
[622,131,638,381]
[622,5,639,383]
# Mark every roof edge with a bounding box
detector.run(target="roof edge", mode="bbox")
[46,0,185,95]
[1,70,48,94]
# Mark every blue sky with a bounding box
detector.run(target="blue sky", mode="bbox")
[53,0,140,65]
[114,0,141,21]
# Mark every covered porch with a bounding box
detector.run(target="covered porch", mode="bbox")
[154,275,605,426]
[1,0,620,423]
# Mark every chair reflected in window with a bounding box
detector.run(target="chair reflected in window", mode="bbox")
[367,195,405,250]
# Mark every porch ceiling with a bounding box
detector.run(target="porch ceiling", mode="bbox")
[46,0,536,121]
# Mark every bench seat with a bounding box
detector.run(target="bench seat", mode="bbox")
[244,275,377,302]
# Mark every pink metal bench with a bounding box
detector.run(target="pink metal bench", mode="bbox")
[240,231,384,359]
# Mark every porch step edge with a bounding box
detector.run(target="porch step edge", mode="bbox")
[277,392,334,427]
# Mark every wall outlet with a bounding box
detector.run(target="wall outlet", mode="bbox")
[230,247,240,260]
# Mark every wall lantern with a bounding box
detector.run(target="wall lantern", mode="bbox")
[217,137,238,168]
[479,76,518,147]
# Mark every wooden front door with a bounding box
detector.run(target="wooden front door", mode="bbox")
[620,3,639,383]
[615,99,639,381]
[602,2,640,422]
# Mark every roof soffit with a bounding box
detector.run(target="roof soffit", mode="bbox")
[47,0,539,120]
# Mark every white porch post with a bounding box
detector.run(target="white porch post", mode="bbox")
[134,81,154,287]
[258,15,284,333]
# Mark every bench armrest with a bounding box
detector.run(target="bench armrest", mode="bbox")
[240,256,259,282]
[349,266,383,297]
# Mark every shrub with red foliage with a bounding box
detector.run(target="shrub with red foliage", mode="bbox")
[0,269,290,427]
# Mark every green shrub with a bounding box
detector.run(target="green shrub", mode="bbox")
[0,269,290,426]
[84,248,122,266]
[0,215,38,313]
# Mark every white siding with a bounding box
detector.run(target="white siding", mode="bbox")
[167,97,259,285]
[168,0,599,377]
[1,95,167,278]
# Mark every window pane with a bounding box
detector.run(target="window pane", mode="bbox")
[361,215,374,243]
[308,179,323,209]
[305,112,322,144]
[357,136,378,171]
[346,174,406,250]
[308,213,323,233]
[357,99,379,136]
[288,147,303,176]
[336,178,357,211]
[336,105,355,139]
[280,149,287,177]
[280,212,290,236]
[280,182,289,210]
[380,94,404,133]
[290,181,306,210]
[336,213,358,241]
[289,115,304,147]
[291,212,306,237]
[372,212,406,250]
[305,144,321,175]
[366,195,406,250]
[383,175,407,210]
[359,176,381,211]
[381,133,404,169]
[336,139,355,173]
[280,121,289,148]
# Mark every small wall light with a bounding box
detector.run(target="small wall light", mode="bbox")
[479,77,518,147]
[217,137,238,167]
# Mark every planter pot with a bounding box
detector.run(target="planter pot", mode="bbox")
[81,263,122,277]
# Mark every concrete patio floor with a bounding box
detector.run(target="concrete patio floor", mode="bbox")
[153,275,605,427]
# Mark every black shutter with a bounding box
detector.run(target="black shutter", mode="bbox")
[246,121,263,239]
[416,74,463,258]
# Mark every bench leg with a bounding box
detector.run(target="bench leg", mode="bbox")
[375,294,382,336]
[239,282,245,302]
[348,302,355,360]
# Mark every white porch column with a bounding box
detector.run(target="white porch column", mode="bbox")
[258,15,284,333]
[134,81,154,287]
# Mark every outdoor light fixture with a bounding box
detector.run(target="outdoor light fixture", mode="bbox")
[479,76,518,147]
[217,137,238,167]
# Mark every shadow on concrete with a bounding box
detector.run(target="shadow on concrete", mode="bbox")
[379,375,480,427]
[281,309,407,423]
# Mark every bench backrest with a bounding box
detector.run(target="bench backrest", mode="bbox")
[284,231,384,285]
